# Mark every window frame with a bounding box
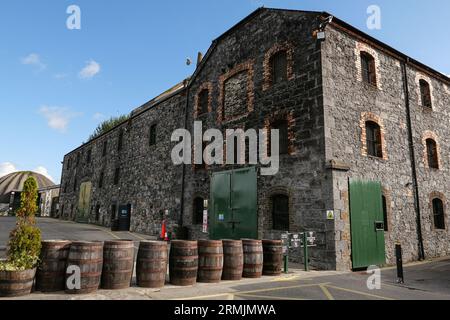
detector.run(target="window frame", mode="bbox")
[426,138,439,169]
[365,121,383,158]
[432,198,446,230]
[360,52,377,86]
[419,79,432,108]
[270,50,288,85]
[271,194,290,231]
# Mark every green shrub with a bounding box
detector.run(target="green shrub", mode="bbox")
[0,176,42,271]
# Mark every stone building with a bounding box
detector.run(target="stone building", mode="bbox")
[58,8,450,270]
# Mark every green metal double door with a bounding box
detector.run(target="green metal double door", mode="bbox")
[349,179,386,269]
[210,167,258,240]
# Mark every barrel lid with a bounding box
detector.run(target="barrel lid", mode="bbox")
[42,240,72,244]
[241,239,262,243]
[104,239,134,245]
[198,240,223,245]
[71,241,104,246]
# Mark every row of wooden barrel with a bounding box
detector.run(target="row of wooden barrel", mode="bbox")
[32,238,283,294]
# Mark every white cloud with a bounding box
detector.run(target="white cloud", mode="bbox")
[34,166,54,183]
[79,60,101,79]
[0,162,17,178]
[21,53,46,71]
[39,106,80,133]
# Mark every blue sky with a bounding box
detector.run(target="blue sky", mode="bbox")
[0,0,449,183]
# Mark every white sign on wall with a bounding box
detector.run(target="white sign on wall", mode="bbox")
[202,209,208,233]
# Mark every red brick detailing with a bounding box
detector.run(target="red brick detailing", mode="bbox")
[422,131,441,170]
[360,112,388,160]
[262,110,296,160]
[194,82,213,119]
[355,42,382,90]
[263,42,295,91]
[217,60,255,125]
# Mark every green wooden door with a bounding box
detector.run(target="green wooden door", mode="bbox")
[349,179,386,269]
[210,167,257,240]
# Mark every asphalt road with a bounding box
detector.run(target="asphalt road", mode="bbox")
[1,217,450,300]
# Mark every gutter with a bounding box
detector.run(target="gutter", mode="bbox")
[401,58,425,261]
[179,79,190,230]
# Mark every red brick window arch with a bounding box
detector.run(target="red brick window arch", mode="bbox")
[272,194,289,231]
[194,82,213,118]
[360,112,387,160]
[426,139,439,169]
[263,42,294,91]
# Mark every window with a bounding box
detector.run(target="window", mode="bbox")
[111,204,117,221]
[270,119,289,156]
[98,171,104,189]
[63,183,67,194]
[114,168,120,185]
[382,195,388,232]
[432,198,445,230]
[149,124,157,146]
[420,80,432,108]
[76,153,81,166]
[198,89,209,115]
[118,129,124,151]
[360,52,376,86]
[426,139,439,169]
[86,149,92,164]
[95,204,101,222]
[271,51,288,85]
[272,194,289,231]
[67,158,71,170]
[102,140,108,157]
[73,178,77,192]
[193,197,205,225]
[366,121,383,158]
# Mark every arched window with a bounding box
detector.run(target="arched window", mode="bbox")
[271,119,289,155]
[270,50,288,85]
[426,139,439,169]
[198,89,209,115]
[360,52,376,86]
[365,121,383,158]
[432,198,445,230]
[272,194,289,231]
[193,197,205,225]
[420,80,432,108]
[382,195,388,232]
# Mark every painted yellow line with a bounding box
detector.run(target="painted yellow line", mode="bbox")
[325,285,395,300]
[270,275,301,282]
[235,293,306,300]
[174,283,332,300]
[319,284,335,300]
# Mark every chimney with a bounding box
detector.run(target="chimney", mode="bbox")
[196,52,203,67]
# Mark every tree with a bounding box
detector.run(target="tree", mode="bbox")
[88,114,129,141]
[1,176,42,271]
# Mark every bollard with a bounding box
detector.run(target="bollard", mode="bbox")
[395,244,404,284]
[284,255,289,274]
[303,232,309,272]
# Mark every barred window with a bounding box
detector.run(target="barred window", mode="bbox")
[366,121,383,158]
[426,139,439,169]
[420,80,432,108]
[361,52,376,86]
[271,51,288,85]
[432,198,445,230]
[272,194,289,231]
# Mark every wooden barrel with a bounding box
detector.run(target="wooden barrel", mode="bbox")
[36,240,72,292]
[242,239,263,278]
[197,240,223,283]
[169,240,198,286]
[65,241,103,294]
[136,241,168,288]
[0,267,36,297]
[222,240,244,281]
[262,240,283,276]
[101,240,135,290]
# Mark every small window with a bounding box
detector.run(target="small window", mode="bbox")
[114,167,120,185]
[95,204,101,222]
[98,171,104,189]
[111,204,117,221]
[149,124,157,146]
[86,149,92,164]
[270,119,289,156]
[272,194,289,231]
[271,51,288,85]
[366,121,383,158]
[193,197,205,225]
[118,129,124,151]
[198,89,209,115]
[420,80,432,108]
[432,198,445,230]
[426,139,439,169]
[73,178,78,193]
[360,52,376,86]
[67,158,71,170]
[382,195,388,232]
[102,140,108,157]
[76,153,81,166]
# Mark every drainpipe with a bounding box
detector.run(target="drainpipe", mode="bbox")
[401,58,425,261]
[179,79,190,230]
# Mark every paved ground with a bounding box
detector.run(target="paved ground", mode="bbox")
[1,217,450,300]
